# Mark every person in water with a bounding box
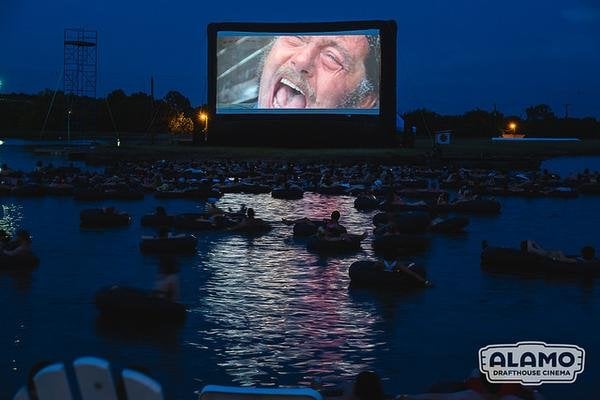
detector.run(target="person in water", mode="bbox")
[4,230,32,256]
[155,256,180,302]
[521,240,576,263]
[380,256,431,287]
[230,207,265,231]
[321,210,347,237]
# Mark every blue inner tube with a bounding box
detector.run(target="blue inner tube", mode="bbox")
[95,286,186,324]
[349,260,427,289]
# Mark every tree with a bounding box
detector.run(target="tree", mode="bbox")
[164,91,192,115]
[525,104,555,121]
[168,112,194,134]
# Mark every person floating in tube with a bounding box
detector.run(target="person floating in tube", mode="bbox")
[257,34,380,109]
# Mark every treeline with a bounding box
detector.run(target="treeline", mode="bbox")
[2,91,599,140]
[0,89,206,136]
[402,105,600,138]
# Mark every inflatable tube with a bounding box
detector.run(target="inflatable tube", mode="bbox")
[230,221,272,234]
[272,187,304,200]
[307,235,363,253]
[0,253,40,270]
[141,214,174,227]
[373,212,391,226]
[95,286,186,324]
[140,235,197,254]
[354,196,380,211]
[293,221,324,237]
[430,216,469,233]
[80,209,131,228]
[349,260,427,290]
[172,213,216,230]
[373,234,429,254]
[481,246,600,276]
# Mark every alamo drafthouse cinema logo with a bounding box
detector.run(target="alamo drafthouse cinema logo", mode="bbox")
[479,342,585,385]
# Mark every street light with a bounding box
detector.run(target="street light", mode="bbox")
[199,112,208,141]
[509,122,517,134]
[67,109,72,144]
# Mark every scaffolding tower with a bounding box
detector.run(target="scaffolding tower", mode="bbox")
[64,29,98,135]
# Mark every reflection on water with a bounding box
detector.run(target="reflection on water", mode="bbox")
[196,233,381,385]
[188,194,381,385]
[0,204,24,235]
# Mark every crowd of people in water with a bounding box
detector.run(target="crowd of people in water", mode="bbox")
[4,158,599,400]
[0,159,599,200]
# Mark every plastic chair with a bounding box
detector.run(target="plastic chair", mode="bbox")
[13,356,164,400]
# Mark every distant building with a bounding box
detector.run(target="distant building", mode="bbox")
[501,132,526,139]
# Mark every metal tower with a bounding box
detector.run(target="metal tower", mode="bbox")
[64,29,98,135]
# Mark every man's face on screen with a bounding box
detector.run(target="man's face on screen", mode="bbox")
[257,35,376,109]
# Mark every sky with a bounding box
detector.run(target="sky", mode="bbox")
[1,0,599,117]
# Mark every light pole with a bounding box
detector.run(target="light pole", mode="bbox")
[509,122,517,136]
[199,112,208,142]
[67,109,72,144]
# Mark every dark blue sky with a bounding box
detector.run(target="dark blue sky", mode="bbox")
[1,0,599,117]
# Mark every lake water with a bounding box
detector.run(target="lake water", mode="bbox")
[1,142,599,399]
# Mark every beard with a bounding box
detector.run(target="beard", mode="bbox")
[257,46,376,109]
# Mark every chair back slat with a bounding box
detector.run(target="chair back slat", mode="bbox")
[74,357,118,400]
[33,363,73,400]
[122,369,164,400]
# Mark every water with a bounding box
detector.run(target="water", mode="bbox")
[1,143,599,399]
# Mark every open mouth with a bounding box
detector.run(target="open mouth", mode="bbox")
[272,77,307,108]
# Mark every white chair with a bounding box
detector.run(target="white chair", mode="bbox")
[12,386,30,400]
[121,369,164,400]
[199,385,323,400]
[73,357,118,400]
[13,357,164,400]
[33,363,73,400]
